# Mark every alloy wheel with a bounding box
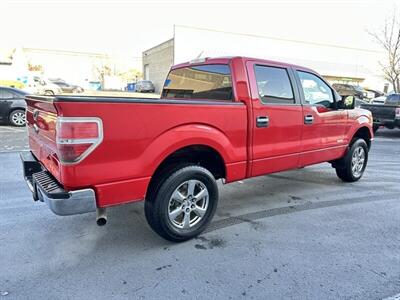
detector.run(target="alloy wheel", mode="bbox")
[168,179,209,229]
[11,111,26,126]
[351,146,365,177]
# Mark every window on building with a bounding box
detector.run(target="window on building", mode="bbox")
[162,64,233,101]
[254,65,294,104]
[297,71,334,109]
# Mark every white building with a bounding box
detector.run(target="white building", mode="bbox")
[143,25,387,93]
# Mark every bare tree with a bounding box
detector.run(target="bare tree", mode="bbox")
[369,12,400,93]
[92,57,113,89]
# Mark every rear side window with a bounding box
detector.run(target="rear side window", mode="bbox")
[254,65,294,104]
[1,90,14,99]
[162,64,233,101]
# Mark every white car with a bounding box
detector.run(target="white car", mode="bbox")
[22,76,62,95]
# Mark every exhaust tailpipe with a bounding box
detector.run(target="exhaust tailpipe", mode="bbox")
[96,208,107,226]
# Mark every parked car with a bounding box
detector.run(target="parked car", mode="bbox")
[31,76,62,96]
[50,80,84,93]
[361,93,400,132]
[21,56,373,242]
[135,80,155,93]
[365,89,384,100]
[332,83,366,99]
[0,86,28,126]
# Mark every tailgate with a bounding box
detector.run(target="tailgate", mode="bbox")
[25,96,61,181]
[361,104,395,120]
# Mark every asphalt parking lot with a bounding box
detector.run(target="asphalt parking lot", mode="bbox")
[0,126,399,299]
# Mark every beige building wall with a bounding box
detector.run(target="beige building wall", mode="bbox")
[142,39,174,93]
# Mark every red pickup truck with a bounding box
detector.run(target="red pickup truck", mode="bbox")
[21,56,373,242]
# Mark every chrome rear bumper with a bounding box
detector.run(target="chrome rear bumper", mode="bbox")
[20,152,97,216]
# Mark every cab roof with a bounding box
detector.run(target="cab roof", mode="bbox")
[171,56,316,74]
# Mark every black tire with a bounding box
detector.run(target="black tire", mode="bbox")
[145,165,218,242]
[373,124,379,133]
[9,109,26,127]
[335,139,368,182]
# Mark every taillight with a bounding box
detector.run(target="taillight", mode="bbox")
[56,117,103,164]
[396,108,400,119]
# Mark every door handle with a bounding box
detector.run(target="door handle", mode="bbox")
[256,116,269,128]
[304,115,314,125]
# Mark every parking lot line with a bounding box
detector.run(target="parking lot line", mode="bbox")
[0,127,25,133]
[0,149,29,154]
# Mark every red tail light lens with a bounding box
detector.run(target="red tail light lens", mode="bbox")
[56,117,103,164]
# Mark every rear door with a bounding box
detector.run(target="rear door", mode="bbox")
[246,61,303,176]
[294,70,348,166]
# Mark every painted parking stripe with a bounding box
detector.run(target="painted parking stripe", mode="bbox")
[0,127,25,132]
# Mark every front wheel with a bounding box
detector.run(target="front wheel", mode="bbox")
[335,139,368,182]
[145,165,218,242]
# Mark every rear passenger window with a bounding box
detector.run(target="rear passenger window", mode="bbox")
[1,91,14,99]
[254,65,294,104]
[162,64,233,101]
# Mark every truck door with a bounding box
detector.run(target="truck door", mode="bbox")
[293,70,348,166]
[246,61,303,176]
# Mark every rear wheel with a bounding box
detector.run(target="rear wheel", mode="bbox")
[335,139,368,182]
[9,109,26,126]
[44,90,54,96]
[145,165,218,242]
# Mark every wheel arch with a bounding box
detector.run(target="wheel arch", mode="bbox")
[8,106,26,115]
[351,126,372,150]
[8,107,26,121]
[143,123,238,199]
[145,144,226,202]
[143,123,243,176]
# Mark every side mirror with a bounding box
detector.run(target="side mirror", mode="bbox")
[338,95,355,109]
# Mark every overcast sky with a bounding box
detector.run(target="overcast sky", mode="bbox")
[0,0,397,57]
